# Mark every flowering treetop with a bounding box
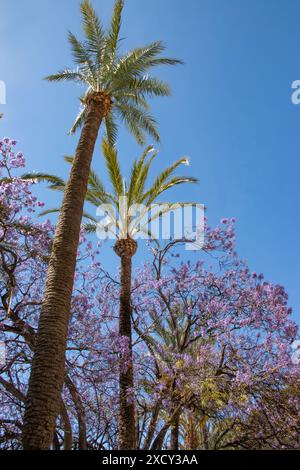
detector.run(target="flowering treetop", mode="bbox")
[0,139,299,450]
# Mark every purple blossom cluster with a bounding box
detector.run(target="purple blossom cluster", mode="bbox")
[0,138,25,171]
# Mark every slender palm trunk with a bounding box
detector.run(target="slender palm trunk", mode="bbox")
[119,253,136,449]
[114,238,137,450]
[22,93,110,450]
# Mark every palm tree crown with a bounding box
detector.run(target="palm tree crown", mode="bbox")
[46,0,182,145]
[24,139,198,243]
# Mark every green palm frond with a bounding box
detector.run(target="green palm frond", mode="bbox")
[114,76,171,97]
[141,158,192,205]
[81,0,105,47]
[102,138,123,196]
[87,173,117,205]
[67,31,96,77]
[142,55,183,68]
[148,311,173,349]
[88,167,106,194]
[84,189,104,206]
[83,220,117,239]
[105,0,124,63]
[105,112,118,146]
[48,184,66,192]
[39,208,61,217]
[130,151,157,204]
[80,0,105,72]
[21,172,65,186]
[115,101,160,144]
[147,176,198,206]
[82,212,98,223]
[115,92,150,110]
[44,69,84,83]
[128,145,155,205]
[118,112,145,146]
[63,155,74,165]
[68,104,88,135]
[112,41,175,83]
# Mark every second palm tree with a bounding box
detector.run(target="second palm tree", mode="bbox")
[25,139,197,449]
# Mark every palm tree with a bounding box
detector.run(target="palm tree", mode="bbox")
[24,139,197,449]
[22,0,181,450]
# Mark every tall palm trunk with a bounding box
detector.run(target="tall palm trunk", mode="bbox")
[22,92,111,450]
[114,238,137,450]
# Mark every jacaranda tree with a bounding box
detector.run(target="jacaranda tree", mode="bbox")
[2,143,299,450]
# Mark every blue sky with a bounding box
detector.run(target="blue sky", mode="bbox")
[1,0,300,323]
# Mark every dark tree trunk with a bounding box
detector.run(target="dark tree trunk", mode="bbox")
[170,410,180,450]
[143,398,162,450]
[53,432,60,450]
[114,238,137,450]
[60,399,73,450]
[151,423,170,450]
[22,93,110,450]
[118,252,137,450]
[151,405,181,450]
[65,376,87,450]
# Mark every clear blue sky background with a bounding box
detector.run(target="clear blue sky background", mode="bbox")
[1,0,300,323]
